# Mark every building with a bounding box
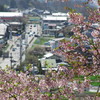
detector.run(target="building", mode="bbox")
[39,53,59,72]
[25,16,42,36]
[44,38,64,51]
[40,59,58,71]
[0,23,9,48]
[42,12,69,36]
[8,22,23,35]
[0,12,23,22]
[0,12,24,36]
[39,52,68,72]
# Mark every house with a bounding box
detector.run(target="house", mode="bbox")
[39,52,67,72]
[42,12,69,36]
[40,59,58,71]
[44,38,64,51]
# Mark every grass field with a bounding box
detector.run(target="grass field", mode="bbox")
[74,75,100,86]
[34,37,54,45]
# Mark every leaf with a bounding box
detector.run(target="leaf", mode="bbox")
[8,87,13,91]
[0,81,4,85]
[60,95,69,100]
[45,92,52,97]
[89,39,94,45]
[64,7,76,13]
[83,2,89,5]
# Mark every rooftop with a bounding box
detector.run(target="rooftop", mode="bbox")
[52,12,69,16]
[0,36,3,39]
[9,22,23,25]
[0,12,23,17]
[29,17,41,21]
[42,15,68,21]
[52,37,65,41]
[40,59,57,68]
[44,53,53,58]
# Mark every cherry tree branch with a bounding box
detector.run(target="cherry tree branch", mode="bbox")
[0,89,18,100]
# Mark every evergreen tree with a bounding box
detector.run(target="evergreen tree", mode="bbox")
[0,5,8,12]
[10,0,17,8]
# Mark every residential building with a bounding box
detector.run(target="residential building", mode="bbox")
[8,22,23,35]
[44,38,64,51]
[39,53,59,72]
[0,12,24,36]
[39,52,68,72]
[0,12,23,22]
[40,59,58,71]
[42,12,69,36]
[0,23,9,48]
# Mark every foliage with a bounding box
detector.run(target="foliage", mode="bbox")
[32,46,45,58]
[34,37,52,45]
[90,82,100,86]
[0,0,100,99]
[0,50,3,57]
[89,75,100,81]
[0,4,8,12]
[10,0,17,8]
[0,68,99,100]
[16,46,44,73]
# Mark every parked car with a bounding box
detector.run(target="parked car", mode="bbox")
[34,35,39,37]
[29,32,34,37]
[12,48,17,51]
[16,44,20,47]
[11,60,16,63]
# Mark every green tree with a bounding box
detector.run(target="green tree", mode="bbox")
[0,50,3,57]
[16,47,43,74]
[32,46,45,58]
[10,0,17,8]
[0,5,8,11]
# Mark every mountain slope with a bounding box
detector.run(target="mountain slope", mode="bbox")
[0,0,99,16]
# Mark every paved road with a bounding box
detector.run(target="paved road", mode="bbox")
[0,36,20,69]
[0,33,37,69]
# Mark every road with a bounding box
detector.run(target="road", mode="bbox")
[0,33,37,69]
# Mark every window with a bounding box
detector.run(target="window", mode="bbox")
[34,25,36,27]
[30,25,32,27]
[49,26,53,29]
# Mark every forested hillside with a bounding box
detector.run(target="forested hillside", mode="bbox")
[0,0,99,16]
[0,0,47,9]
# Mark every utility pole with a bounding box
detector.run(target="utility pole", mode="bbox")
[25,33,28,51]
[32,63,35,75]
[10,53,13,69]
[9,29,12,40]
[19,35,22,65]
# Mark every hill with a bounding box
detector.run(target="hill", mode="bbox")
[0,0,99,16]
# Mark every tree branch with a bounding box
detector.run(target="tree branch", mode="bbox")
[0,89,18,100]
